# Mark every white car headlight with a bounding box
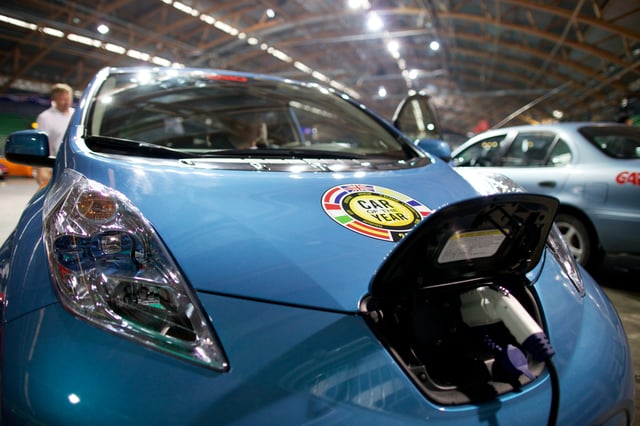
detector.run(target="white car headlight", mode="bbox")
[43,170,229,370]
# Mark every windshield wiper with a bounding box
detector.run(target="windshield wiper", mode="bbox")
[86,136,378,161]
[85,135,194,159]
[198,148,367,160]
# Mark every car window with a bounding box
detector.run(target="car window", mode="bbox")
[452,134,507,166]
[290,101,396,153]
[501,131,556,167]
[548,139,572,166]
[578,125,640,159]
[86,70,411,159]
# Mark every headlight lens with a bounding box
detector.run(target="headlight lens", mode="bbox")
[43,170,229,370]
[546,224,585,295]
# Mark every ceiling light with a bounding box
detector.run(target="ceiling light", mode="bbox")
[294,61,313,73]
[97,24,109,34]
[367,12,383,31]
[104,43,126,54]
[270,48,292,63]
[127,49,150,61]
[67,33,102,48]
[173,1,199,17]
[0,14,37,30]
[430,41,440,51]
[214,20,238,36]
[42,27,64,38]
[387,40,400,57]
[266,9,275,19]
[200,14,215,25]
[151,56,171,67]
[348,0,370,9]
[378,86,387,98]
[312,71,329,82]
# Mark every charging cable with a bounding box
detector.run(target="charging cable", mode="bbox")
[460,286,558,425]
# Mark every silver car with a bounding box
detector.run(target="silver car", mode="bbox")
[451,122,640,268]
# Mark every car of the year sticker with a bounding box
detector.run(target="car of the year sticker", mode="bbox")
[322,184,432,242]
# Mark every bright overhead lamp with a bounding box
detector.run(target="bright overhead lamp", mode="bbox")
[387,40,400,59]
[42,27,64,38]
[367,12,383,31]
[348,0,371,9]
[0,14,37,30]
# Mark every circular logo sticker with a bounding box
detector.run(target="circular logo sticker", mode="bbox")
[322,184,431,241]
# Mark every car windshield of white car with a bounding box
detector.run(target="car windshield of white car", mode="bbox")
[579,125,640,159]
[85,70,416,162]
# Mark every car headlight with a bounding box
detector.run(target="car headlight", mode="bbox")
[546,224,585,295]
[43,170,229,370]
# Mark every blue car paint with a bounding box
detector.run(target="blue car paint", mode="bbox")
[534,257,634,424]
[1,191,56,324]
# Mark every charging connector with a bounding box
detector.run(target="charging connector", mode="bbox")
[460,286,554,362]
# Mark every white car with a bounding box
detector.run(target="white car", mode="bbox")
[451,122,640,267]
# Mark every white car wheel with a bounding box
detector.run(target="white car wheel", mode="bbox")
[555,213,592,267]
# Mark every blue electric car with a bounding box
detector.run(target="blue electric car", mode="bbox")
[1,67,634,425]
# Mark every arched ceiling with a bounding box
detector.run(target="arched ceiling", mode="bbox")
[1,0,639,142]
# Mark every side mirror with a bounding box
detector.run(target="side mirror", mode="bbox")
[415,139,452,162]
[5,130,54,167]
[393,94,451,161]
[393,94,442,141]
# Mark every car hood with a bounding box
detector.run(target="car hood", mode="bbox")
[69,157,483,312]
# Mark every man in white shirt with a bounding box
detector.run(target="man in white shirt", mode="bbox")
[35,83,75,186]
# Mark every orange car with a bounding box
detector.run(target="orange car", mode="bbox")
[0,156,33,177]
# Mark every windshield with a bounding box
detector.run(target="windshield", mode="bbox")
[86,70,413,161]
